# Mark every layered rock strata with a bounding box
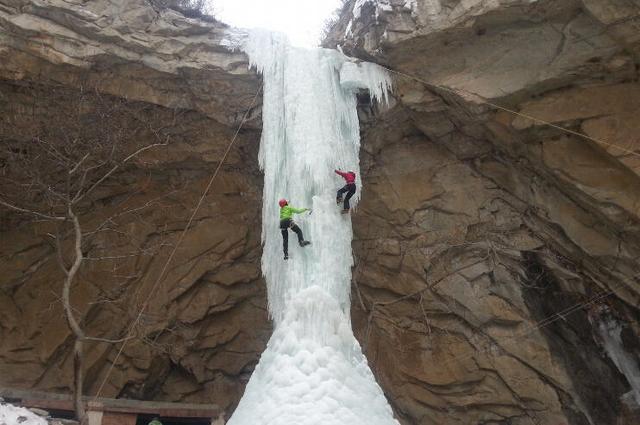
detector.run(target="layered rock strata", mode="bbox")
[326,1,640,424]
[3,1,640,424]
[0,0,267,415]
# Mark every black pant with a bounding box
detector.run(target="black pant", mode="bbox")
[337,183,356,210]
[280,219,304,256]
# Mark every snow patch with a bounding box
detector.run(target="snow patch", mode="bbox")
[354,0,392,20]
[0,403,47,425]
[347,0,395,36]
[220,28,250,51]
[403,0,417,12]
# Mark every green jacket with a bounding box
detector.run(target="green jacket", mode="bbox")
[280,205,308,220]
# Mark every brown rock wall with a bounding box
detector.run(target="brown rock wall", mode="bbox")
[329,1,640,423]
[0,0,267,417]
[2,1,640,424]
[351,102,640,424]
[0,77,269,415]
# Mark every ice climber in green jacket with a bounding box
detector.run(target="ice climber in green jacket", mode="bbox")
[279,198,311,260]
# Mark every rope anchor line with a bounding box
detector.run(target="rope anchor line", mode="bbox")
[92,61,639,399]
[381,65,640,159]
[92,86,262,400]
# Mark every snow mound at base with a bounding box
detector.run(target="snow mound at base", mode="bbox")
[228,287,396,425]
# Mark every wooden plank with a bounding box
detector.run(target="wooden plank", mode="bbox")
[0,388,219,418]
[21,399,73,411]
[89,402,217,418]
[102,412,137,425]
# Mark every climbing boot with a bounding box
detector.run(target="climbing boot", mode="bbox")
[299,240,311,247]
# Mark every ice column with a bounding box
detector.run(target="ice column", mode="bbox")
[226,30,397,425]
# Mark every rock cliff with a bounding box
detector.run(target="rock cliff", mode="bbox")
[326,0,640,424]
[2,0,640,424]
[0,0,267,415]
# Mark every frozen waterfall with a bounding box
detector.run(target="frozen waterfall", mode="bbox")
[226,30,397,425]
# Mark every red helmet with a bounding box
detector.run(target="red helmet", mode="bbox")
[278,199,288,207]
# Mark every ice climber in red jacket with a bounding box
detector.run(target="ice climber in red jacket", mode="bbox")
[335,169,356,213]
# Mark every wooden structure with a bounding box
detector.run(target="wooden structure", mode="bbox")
[0,388,220,425]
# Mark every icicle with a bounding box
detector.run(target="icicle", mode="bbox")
[339,61,393,104]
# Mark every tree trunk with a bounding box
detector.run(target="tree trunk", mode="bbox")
[73,338,86,424]
[62,208,87,424]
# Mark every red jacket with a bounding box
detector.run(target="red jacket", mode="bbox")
[335,170,356,184]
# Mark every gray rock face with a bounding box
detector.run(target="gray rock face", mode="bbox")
[327,1,640,424]
[0,0,260,127]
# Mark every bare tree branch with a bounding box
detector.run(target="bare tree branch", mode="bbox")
[1,81,177,424]
[0,198,65,221]
[72,140,168,205]
[69,153,90,175]
[84,334,136,344]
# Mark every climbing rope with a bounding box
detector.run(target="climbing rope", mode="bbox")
[380,65,640,159]
[365,253,638,371]
[92,86,262,400]
[366,65,640,365]
[90,60,638,401]
[432,276,635,371]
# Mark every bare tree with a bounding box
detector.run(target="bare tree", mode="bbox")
[0,81,175,423]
